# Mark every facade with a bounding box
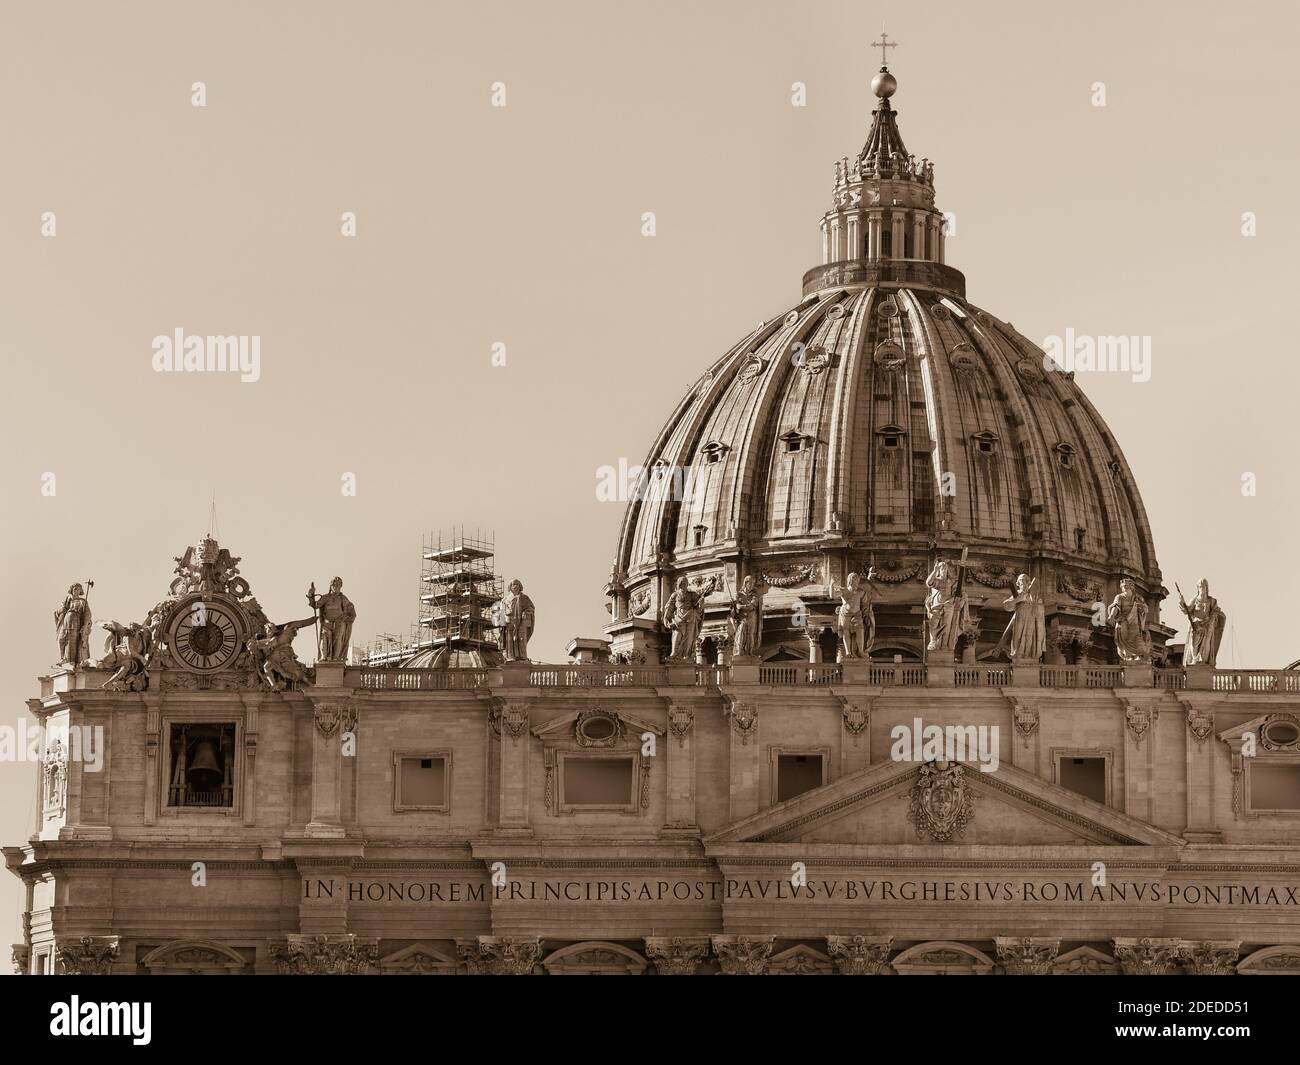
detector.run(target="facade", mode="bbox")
[9,65,1300,977]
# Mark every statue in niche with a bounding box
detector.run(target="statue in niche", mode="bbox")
[98,619,153,692]
[728,575,766,658]
[996,574,1046,663]
[307,577,356,662]
[1178,578,1226,667]
[1107,579,1150,663]
[247,617,317,691]
[664,575,717,661]
[924,554,972,653]
[832,569,881,659]
[54,582,93,666]
[499,579,536,662]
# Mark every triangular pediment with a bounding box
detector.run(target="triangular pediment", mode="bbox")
[705,758,1185,848]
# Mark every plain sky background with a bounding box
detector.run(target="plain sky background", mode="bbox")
[2,0,1297,941]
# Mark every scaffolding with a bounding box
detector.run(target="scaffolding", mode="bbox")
[361,529,503,668]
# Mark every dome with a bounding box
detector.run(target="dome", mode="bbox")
[604,69,1167,666]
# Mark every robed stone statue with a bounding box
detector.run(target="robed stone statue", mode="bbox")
[924,556,971,654]
[728,575,765,658]
[307,577,356,662]
[996,574,1046,663]
[55,583,93,666]
[500,579,536,662]
[664,575,717,661]
[1107,579,1150,663]
[1178,578,1226,667]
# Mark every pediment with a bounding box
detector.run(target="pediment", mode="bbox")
[531,707,665,745]
[1052,945,1120,975]
[705,758,1185,848]
[377,942,459,974]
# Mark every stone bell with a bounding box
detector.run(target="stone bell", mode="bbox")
[187,739,222,792]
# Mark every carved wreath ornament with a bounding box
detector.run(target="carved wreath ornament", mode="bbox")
[906,761,974,842]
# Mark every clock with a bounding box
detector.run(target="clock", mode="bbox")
[167,598,245,673]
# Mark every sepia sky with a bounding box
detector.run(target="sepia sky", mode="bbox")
[2,0,1297,936]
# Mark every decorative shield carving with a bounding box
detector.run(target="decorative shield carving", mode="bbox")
[313,702,357,738]
[906,761,974,842]
[725,701,758,746]
[1012,700,1039,748]
[667,704,694,747]
[1122,700,1157,745]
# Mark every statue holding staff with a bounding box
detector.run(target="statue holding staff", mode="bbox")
[1178,578,1225,667]
[664,575,717,661]
[996,573,1045,662]
[55,581,93,666]
[924,552,971,653]
[307,577,356,662]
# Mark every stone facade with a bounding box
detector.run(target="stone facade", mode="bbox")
[7,656,1300,975]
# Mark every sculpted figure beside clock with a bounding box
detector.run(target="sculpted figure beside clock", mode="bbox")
[247,617,317,691]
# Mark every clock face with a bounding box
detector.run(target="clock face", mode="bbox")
[169,599,244,673]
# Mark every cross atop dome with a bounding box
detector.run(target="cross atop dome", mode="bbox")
[871,31,897,68]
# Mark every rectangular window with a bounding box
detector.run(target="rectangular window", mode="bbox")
[1250,765,1300,811]
[776,753,825,802]
[564,756,635,806]
[167,724,236,808]
[1058,756,1107,804]
[393,751,451,812]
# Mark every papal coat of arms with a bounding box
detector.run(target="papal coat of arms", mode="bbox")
[906,761,974,842]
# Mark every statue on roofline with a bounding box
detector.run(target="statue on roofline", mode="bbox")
[664,575,718,662]
[996,573,1046,663]
[55,582,93,667]
[307,577,356,662]
[832,570,881,659]
[499,579,536,662]
[728,575,766,658]
[98,619,153,692]
[1178,578,1226,667]
[1107,578,1150,663]
[247,617,316,691]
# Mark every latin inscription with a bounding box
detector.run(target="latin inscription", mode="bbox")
[303,877,1300,907]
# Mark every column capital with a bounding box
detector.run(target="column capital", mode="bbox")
[1113,937,1181,975]
[644,936,710,975]
[1176,940,1241,975]
[994,936,1060,974]
[710,934,776,975]
[268,934,377,975]
[456,935,543,975]
[826,935,893,975]
[54,935,119,975]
